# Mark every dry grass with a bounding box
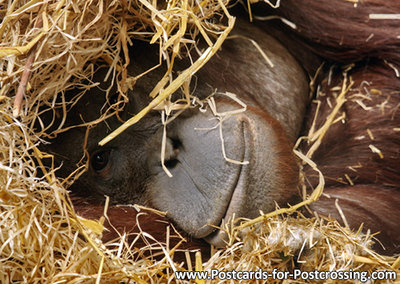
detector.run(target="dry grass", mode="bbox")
[0,0,399,283]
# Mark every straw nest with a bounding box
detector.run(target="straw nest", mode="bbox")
[0,0,399,283]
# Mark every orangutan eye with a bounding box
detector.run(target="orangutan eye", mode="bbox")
[91,149,111,172]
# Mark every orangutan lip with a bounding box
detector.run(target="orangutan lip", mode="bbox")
[204,119,250,247]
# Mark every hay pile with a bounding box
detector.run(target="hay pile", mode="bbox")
[0,0,399,282]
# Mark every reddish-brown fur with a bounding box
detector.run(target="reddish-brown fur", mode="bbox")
[73,197,211,261]
[253,0,400,63]
[302,63,400,188]
[251,1,400,253]
[302,62,400,254]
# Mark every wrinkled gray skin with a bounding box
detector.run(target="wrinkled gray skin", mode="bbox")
[45,19,309,246]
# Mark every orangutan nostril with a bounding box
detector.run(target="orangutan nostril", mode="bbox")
[164,158,179,169]
[170,137,182,151]
[163,137,182,169]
